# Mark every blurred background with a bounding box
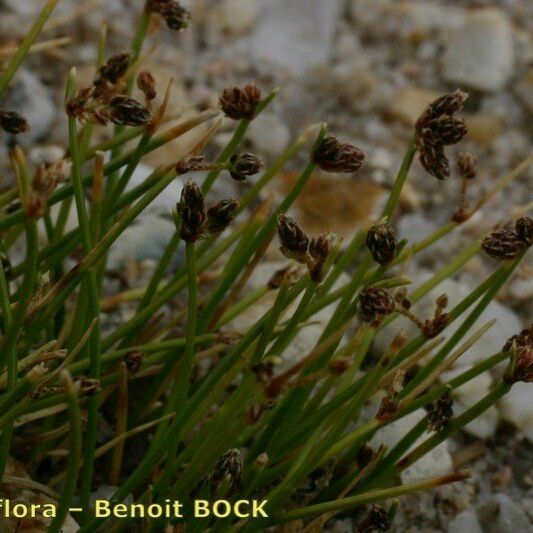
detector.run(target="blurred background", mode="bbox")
[0,1,532,531]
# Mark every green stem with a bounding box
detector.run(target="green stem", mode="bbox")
[0,0,59,97]
[48,371,81,533]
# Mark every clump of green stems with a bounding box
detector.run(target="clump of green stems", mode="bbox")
[0,2,531,531]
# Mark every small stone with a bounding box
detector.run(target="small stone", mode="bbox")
[107,213,184,271]
[442,9,515,92]
[28,145,65,166]
[515,69,533,115]
[499,383,533,442]
[369,409,453,484]
[247,113,291,159]
[251,0,343,76]
[276,172,387,241]
[447,509,482,533]
[388,87,440,127]
[466,113,503,145]
[478,493,531,533]
[218,0,259,35]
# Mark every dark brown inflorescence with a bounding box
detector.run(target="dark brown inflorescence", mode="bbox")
[176,180,206,242]
[415,90,468,180]
[456,152,477,180]
[426,392,454,432]
[503,325,533,383]
[0,108,29,135]
[93,52,131,99]
[228,152,264,181]
[219,84,262,120]
[358,286,395,325]
[366,219,397,265]
[277,214,309,263]
[358,504,390,532]
[515,216,533,247]
[107,96,152,126]
[312,134,365,173]
[481,218,531,260]
[206,199,239,234]
[137,70,157,104]
[211,449,243,494]
[308,232,333,282]
[99,51,130,84]
[148,1,191,31]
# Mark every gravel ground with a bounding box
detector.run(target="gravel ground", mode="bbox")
[0,1,531,531]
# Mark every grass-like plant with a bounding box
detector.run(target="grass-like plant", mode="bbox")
[0,2,531,531]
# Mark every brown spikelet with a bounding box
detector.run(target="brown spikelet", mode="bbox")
[220,84,262,120]
[0,108,29,134]
[312,134,365,173]
[482,227,528,260]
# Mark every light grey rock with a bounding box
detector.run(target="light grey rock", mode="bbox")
[29,145,65,166]
[208,0,259,36]
[442,9,515,92]
[499,383,533,442]
[447,509,482,533]
[351,0,465,37]
[369,409,453,484]
[1,69,55,143]
[251,0,343,77]
[374,271,523,369]
[247,113,291,158]
[478,493,531,533]
[106,213,183,271]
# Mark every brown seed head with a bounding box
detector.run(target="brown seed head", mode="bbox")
[0,108,29,134]
[229,152,263,181]
[418,142,450,180]
[482,227,528,261]
[212,449,243,494]
[137,70,157,102]
[426,116,468,146]
[421,313,450,338]
[312,134,365,173]
[358,504,390,532]
[309,233,333,261]
[358,286,395,325]
[366,220,397,265]
[219,84,261,120]
[415,90,468,180]
[99,51,131,84]
[277,214,309,262]
[503,325,533,383]
[416,89,469,130]
[159,1,191,30]
[206,199,239,234]
[426,393,454,432]
[177,180,206,242]
[108,96,151,126]
[457,152,477,180]
[515,216,533,247]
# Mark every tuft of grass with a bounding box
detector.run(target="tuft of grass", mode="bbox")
[0,2,531,532]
